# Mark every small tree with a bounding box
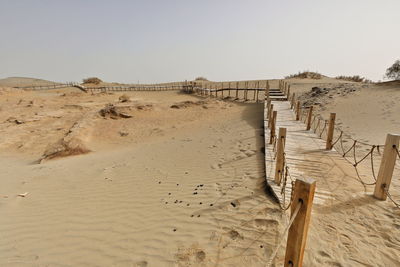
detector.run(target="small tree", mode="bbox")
[385,60,400,80]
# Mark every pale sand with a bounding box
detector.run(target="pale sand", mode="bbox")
[0,87,284,266]
[1,78,400,266]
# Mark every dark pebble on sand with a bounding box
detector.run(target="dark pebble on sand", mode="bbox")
[199,202,202,205]
[210,204,213,206]
[230,202,236,207]
[173,229,177,232]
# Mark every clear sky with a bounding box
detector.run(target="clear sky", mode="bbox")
[0,0,399,83]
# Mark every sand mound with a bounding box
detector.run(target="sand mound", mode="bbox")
[99,104,133,119]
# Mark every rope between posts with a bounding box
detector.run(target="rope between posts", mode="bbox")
[382,184,400,208]
[301,110,400,208]
[266,201,302,267]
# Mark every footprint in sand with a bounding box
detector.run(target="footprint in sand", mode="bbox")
[253,218,279,230]
[222,228,243,241]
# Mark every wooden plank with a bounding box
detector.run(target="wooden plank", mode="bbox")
[275,127,287,185]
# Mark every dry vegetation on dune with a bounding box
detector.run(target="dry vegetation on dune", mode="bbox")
[82,77,102,84]
[335,75,372,83]
[194,76,209,81]
[285,71,323,79]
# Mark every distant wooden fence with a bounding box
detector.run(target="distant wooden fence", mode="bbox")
[86,85,183,91]
[183,81,267,102]
[14,83,74,90]
[14,83,184,92]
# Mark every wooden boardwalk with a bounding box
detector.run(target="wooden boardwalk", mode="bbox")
[264,99,374,208]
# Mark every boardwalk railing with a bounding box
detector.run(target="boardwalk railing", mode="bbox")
[183,81,268,102]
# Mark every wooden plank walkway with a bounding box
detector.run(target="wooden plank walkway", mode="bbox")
[264,100,373,208]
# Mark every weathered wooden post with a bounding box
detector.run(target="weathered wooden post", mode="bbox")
[326,113,336,150]
[236,82,239,99]
[221,82,224,98]
[291,93,295,109]
[228,82,231,97]
[373,134,400,200]
[245,81,248,101]
[268,104,274,128]
[287,86,291,98]
[269,111,277,144]
[284,178,316,267]
[306,106,313,130]
[296,101,301,121]
[275,127,287,185]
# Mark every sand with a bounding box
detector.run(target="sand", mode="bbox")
[0,85,283,266]
[1,77,400,266]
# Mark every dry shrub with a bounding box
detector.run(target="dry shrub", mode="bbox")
[195,77,208,81]
[119,94,130,102]
[40,139,90,163]
[285,71,322,79]
[82,77,102,84]
[335,75,372,83]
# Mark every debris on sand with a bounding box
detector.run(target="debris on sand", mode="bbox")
[40,138,90,163]
[170,100,208,109]
[6,117,24,124]
[119,94,130,103]
[17,192,29,197]
[119,131,129,137]
[99,104,132,119]
[135,104,153,111]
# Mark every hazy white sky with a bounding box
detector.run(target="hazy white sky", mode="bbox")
[0,0,399,83]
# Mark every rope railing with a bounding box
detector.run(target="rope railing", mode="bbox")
[295,104,400,208]
[266,200,302,267]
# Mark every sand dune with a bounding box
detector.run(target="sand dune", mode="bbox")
[1,78,400,266]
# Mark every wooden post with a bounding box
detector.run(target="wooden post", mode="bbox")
[269,111,277,144]
[287,85,291,97]
[268,104,274,128]
[296,101,300,121]
[291,93,295,109]
[306,106,313,130]
[236,82,239,99]
[221,82,224,98]
[373,134,400,200]
[284,178,316,267]
[228,82,231,97]
[275,127,287,185]
[325,113,336,150]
